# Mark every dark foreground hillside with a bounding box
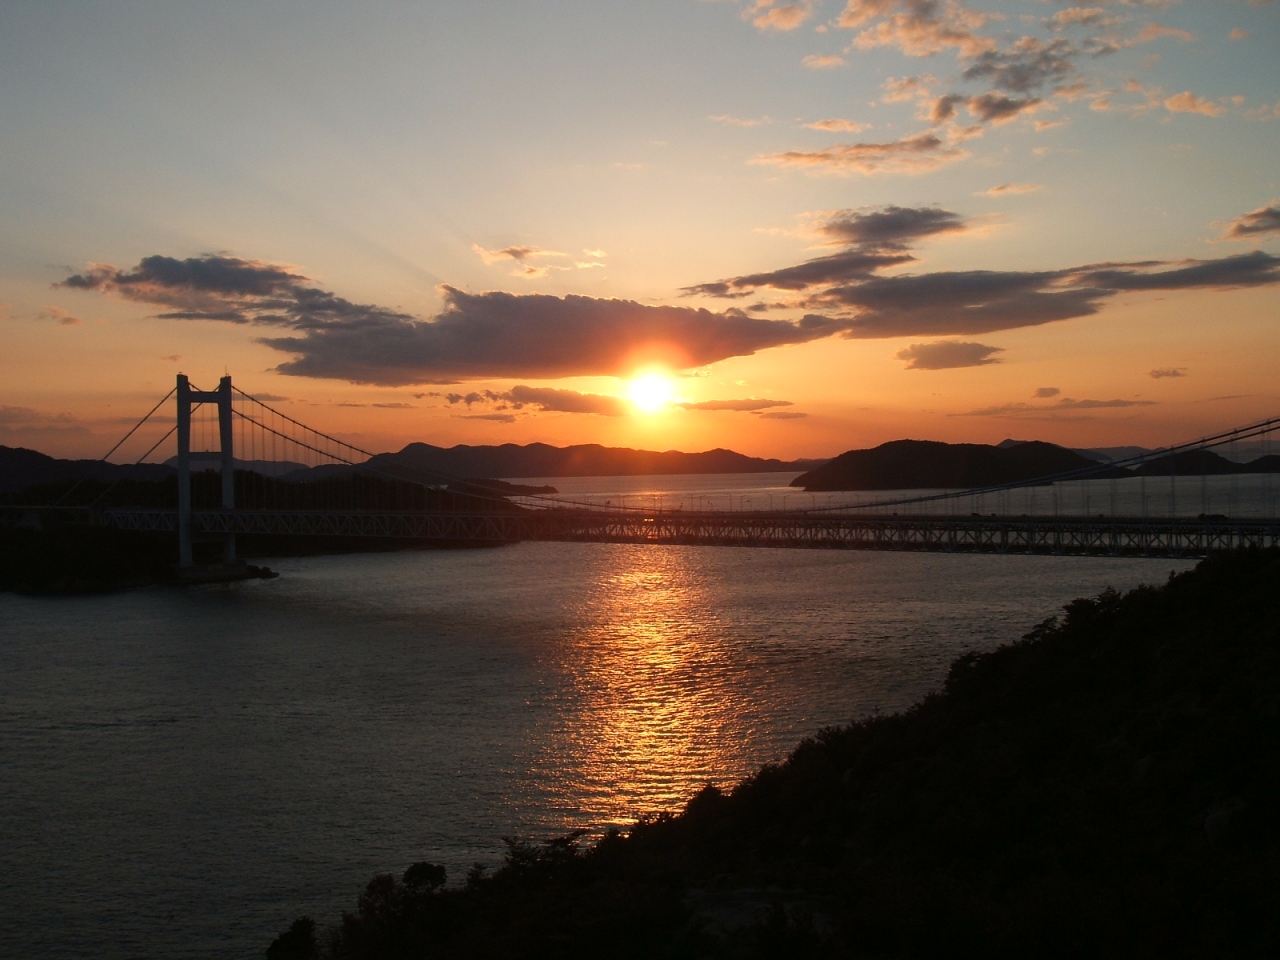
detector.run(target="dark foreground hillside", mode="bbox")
[271,550,1280,960]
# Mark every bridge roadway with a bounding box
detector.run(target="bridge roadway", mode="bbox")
[99,507,1280,558]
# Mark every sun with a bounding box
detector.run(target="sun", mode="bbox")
[628,372,675,413]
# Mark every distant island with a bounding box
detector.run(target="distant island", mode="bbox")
[362,441,824,481]
[0,442,823,494]
[790,438,1280,492]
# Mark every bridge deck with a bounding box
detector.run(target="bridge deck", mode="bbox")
[87,507,1280,558]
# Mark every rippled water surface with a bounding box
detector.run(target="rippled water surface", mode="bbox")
[0,538,1193,958]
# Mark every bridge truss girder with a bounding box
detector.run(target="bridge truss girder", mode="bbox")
[98,508,1280,559]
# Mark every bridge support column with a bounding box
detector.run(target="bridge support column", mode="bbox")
[175,374,236,570]
[218,375,236,563]
[176,375,192,568]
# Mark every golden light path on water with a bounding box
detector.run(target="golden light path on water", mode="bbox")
[554,546,742,824]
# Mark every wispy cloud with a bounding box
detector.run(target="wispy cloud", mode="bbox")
[802,53,847,69]
[684,205,966,297]
[896,340,1003,370]
[802,118,872,133]
[1163,91,1223,117]
[840,0,996,58]
[472,243,567,265]
[39,305,83,326]
[1134,22,1195,45]
[977,183,1043,197]
[710,114,771,127]
[956,397,1157,418]
[966,92,1044,124]
[744,0,815,32]
[1149,367,1187,379]
[676,398,794,411]
[754,131,970,176]
[1216,201,1280,241]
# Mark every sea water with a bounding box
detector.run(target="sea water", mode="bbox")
[0,475,1198,959]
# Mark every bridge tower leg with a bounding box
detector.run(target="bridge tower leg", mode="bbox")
[176,375,192,568]
[218,375,236,563]
[175,374,236,569]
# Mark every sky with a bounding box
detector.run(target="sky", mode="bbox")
[1,0,1278,461]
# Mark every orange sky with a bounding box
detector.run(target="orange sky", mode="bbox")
[2,2,1278,462]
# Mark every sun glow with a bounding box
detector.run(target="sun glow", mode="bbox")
[628,372,675,414]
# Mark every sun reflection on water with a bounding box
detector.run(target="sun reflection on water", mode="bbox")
[535,545,760,829]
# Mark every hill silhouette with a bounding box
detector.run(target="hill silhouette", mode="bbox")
[363,441,821,481]
[790,439,1122,491]
[0,444,175,494]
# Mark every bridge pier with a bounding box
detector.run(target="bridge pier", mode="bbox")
[176,374,239,574]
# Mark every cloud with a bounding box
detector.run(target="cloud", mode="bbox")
[957,397,1157,418]
[1051,8,1107,28]
[819,251,1280,339]
[0,405,94,447]
[757,410,808,419]
[1229,27,1249,40]
[1034,387,1060,398]
[977,182,1043,196]
[817,204,969,249]
[963,38,1076,94]
[966,93,1043,125]
[840,0,997,59]
[927,94,966,124]
[472,244,567,265]
[1163,91,1223,117]
[676,398,794,411]
[803,118,871,132]
[1149,367,1187,379]
[262,288,844,385]
[442,386,793,417]
[896,340,1004,369]
[1217,202,1280,241]
[684,205,968,297]
[1065,250,1280,292]
[754,131,970,175]
[745,0,814,32]
[505,385,631,417]
[710,114,770,127]
[683,250,914,297]
[457,413,516,423]
[63,254,845,385]
[1246,99,1280,121]
[39,305,82,325]
[881,75,935,103]
[67,236,1280,388]
[60,255,319,323]
[829,269,1106,337]
[1134,22,1195,45]
[802,53,847,69]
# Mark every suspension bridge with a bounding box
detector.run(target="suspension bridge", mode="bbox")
[8,374,1280,572]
